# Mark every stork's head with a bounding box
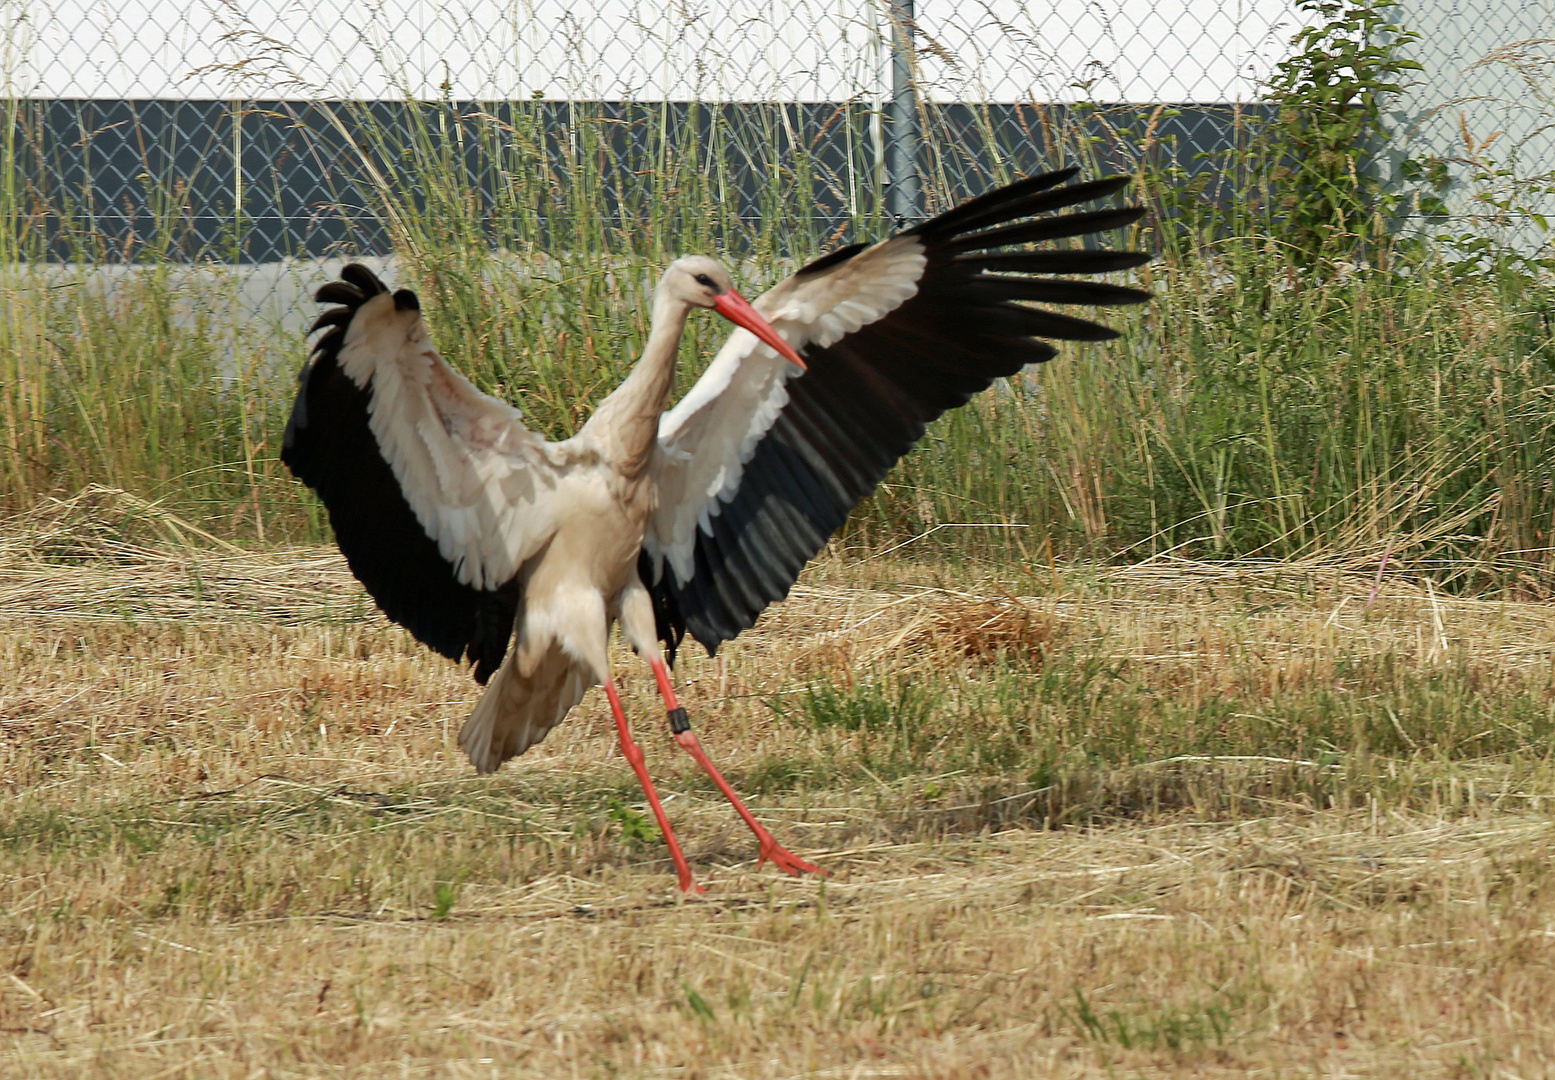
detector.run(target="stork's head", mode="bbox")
[660,256,806,370]
[661,255,735,309]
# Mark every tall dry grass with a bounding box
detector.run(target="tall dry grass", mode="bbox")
[872,242,1555,576]
[5,180,1554,574]
[1,20,1551,572]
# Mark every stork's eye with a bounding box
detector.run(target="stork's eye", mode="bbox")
[693,273,715,288]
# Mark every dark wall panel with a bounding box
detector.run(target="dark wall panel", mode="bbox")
[11,99,1277,262]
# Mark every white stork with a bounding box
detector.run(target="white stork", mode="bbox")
[281,166,1150,892]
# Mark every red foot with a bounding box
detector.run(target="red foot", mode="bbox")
[756,837,828,877]
[672,729,828,878]
[677,873,709,894]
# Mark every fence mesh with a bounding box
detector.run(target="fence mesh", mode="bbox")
[19,0,1304,102]
[2,0,1549,274]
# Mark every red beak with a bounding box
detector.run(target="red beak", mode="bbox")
[712,290,806,370]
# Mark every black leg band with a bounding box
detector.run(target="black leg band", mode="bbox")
[667,707,691,734]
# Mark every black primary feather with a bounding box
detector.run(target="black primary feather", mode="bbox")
[281,263,520,684]
[645,169,1151,654]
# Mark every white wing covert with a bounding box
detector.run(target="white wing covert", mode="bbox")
[649,236,928,584]
[640,168,1152,658]
[282,264,566,682]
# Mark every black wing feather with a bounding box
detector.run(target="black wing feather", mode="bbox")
[967,250,1154,275]
[951,205,1146,253]
[281,264,520,684]
[646,169,1151,655]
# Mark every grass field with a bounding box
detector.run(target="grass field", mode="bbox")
[3,496,1555,1078]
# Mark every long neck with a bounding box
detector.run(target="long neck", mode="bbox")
[582,289,690,476]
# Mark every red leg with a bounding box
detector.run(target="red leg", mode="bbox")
[602,679,705,894]
[649,659,826,877]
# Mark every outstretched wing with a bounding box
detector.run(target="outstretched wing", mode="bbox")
[642,168,1151,658]
[282,264,567,682]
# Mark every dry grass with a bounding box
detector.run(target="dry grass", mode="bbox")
[3,506,1555,1075]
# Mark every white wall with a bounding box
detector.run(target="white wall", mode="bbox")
[1386,0,1554,253]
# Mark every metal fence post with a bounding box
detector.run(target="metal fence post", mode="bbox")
[885,0,921,226]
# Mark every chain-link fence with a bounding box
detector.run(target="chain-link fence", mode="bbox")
[3,0,1550,271]
[18,0,1304,101]
[7,0,1313,267]
[1383,1,1554,252]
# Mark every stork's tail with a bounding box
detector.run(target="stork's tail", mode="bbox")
[457,647,592,772]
